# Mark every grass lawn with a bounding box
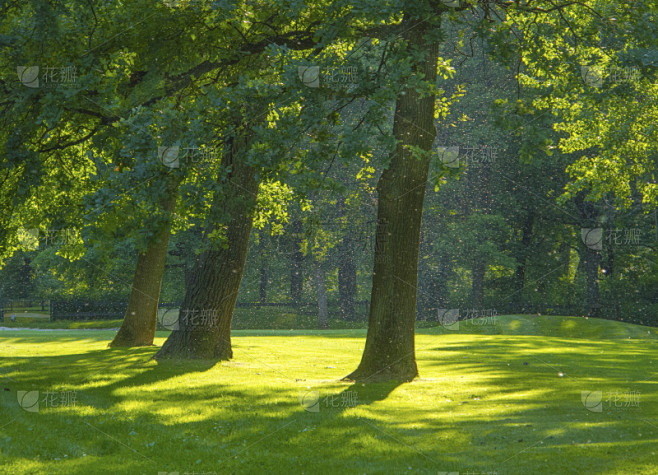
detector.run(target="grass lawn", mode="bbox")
[1,315,657,474]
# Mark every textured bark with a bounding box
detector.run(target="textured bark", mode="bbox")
[345,16,438,382]
[155,135,258,360]
[109,176,179,347]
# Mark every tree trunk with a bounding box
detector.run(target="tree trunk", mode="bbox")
[155,135,258,360]
[259,234,267,304]
[338,234,357,320]
[109,176,179,347]
[290,219,303,305]
[471,260,485,309]
[574,192,601,317]
[345,16,438,383]
[583,246,601,317]
[435,253,450,309]
[315,260,328,329]
[514,210,534,310]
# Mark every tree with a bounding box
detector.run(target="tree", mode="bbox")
[109,174,180,347]
[345,11,441,382]
[155,123,258,360]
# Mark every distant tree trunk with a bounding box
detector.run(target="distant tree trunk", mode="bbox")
[345,16,438,382]
[110,176,179,347]
[155,134,258,360]
[471,260,485,309]
[514,210,534,310]
[583,246,601,317]
[315,260,328,329]
[417,228,450,320]
[560,238,571,278]
[259,234,267,304]
[574,192,602,317]
[290,219,303,305]
[338,234,357,320]
[434,253,450,309]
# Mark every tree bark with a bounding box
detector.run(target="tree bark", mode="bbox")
[345,16,438,382]
[109,175,179,347]
[155,134,258,360]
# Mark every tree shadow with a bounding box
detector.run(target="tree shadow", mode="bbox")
[0,330,656,474]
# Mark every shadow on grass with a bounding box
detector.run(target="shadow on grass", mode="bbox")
[0,328,656,474]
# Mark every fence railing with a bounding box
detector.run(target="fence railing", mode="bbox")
[50,300,127,321]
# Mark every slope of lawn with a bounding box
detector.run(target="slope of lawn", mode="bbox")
[0,315,656,474]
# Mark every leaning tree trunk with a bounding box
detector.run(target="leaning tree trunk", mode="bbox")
[345,16,438,382]
[155,136,258,360]
[110,175,179,347]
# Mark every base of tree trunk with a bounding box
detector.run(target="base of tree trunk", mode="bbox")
[108,333,156,348]
[343,354,418,383]
[155,329,233,360]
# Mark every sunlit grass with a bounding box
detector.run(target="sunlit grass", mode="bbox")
[0,315,657,474]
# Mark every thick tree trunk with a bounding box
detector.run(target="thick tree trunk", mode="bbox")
[290,219,303,305]
[315,260,328,329]
[338,234,357,320]
[345,17,438,382]
[155,137,258,360]
[109,176,179,347]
